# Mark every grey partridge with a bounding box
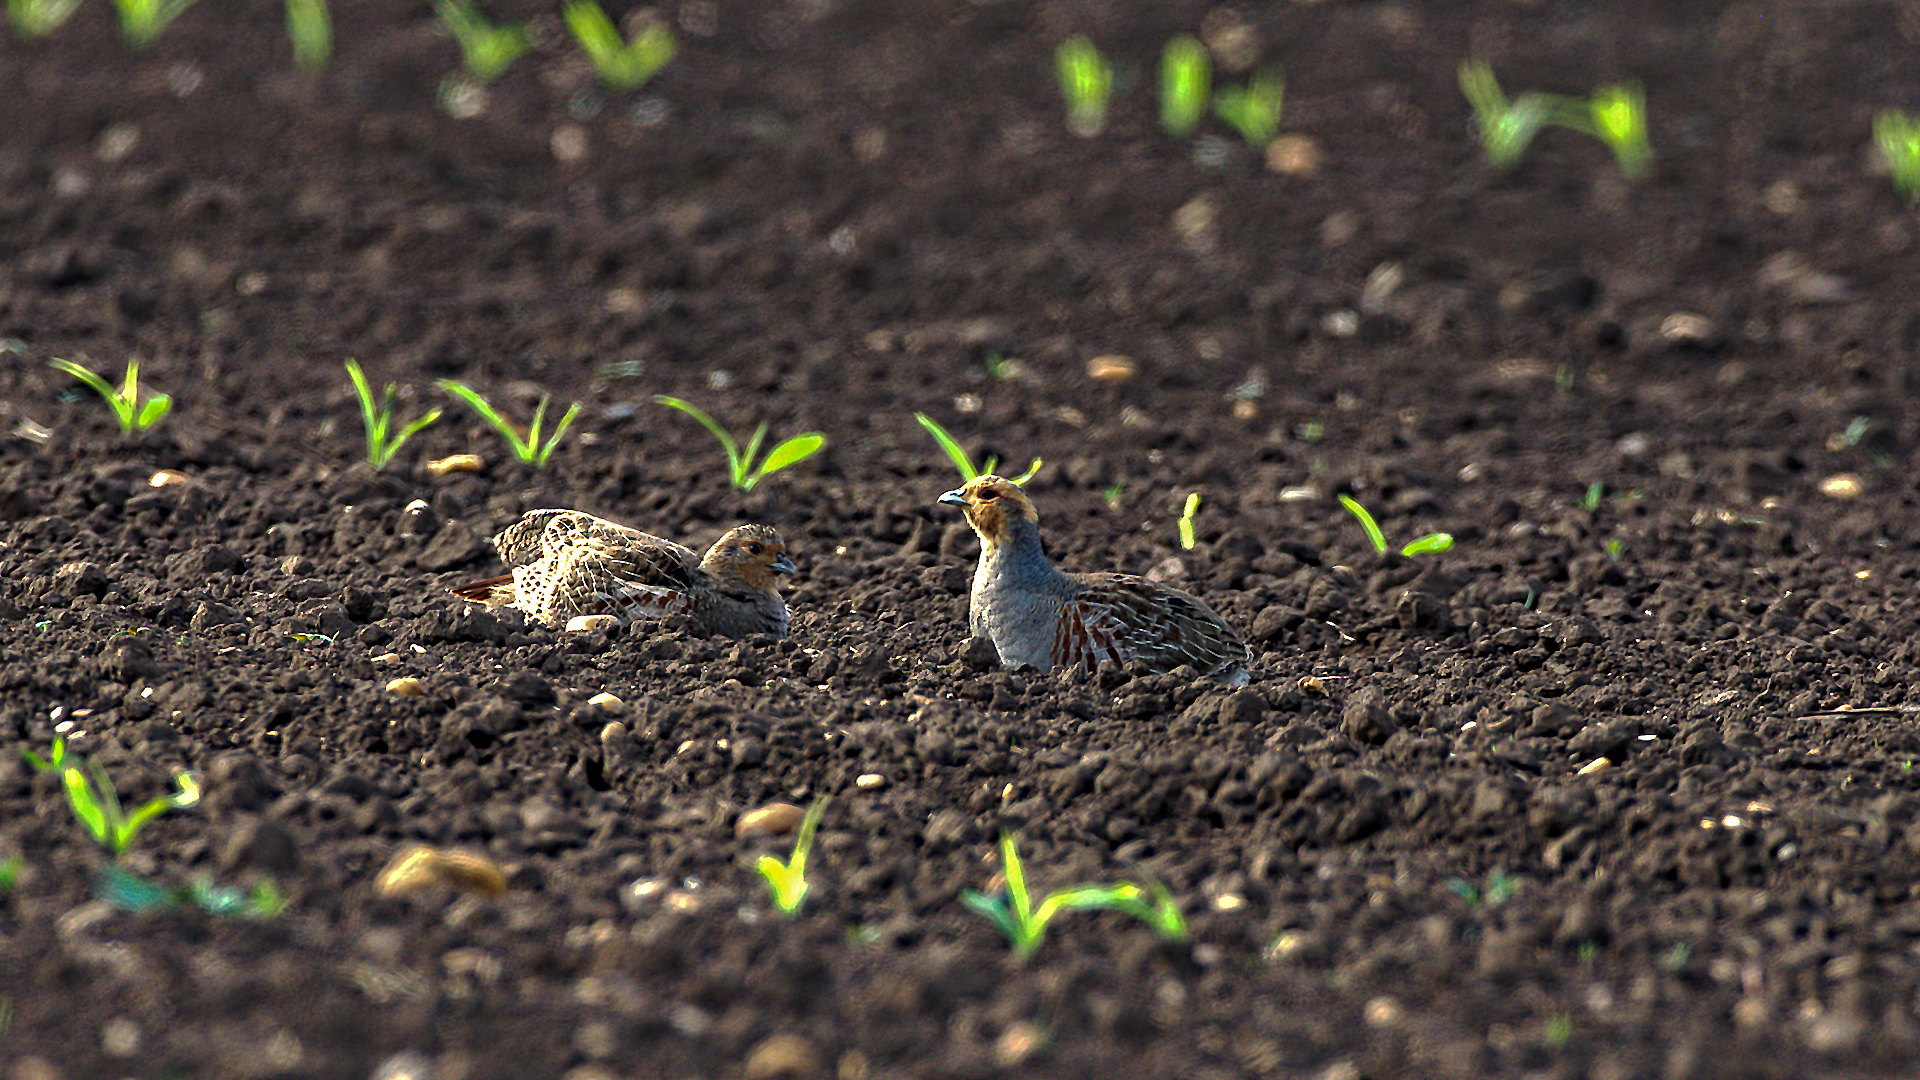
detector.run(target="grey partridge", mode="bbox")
[450,509,794,638]
[939,475,1252,684]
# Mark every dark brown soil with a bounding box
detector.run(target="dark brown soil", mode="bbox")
[7,1,1920,1077]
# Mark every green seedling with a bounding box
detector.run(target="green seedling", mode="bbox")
[433,0,530,82]
[1102,483,1125,508]
[1874,109,1920,203]
[439,380,580,467]
[1177,492,1201,550]
[1055,35,1112,138]
[562,0,675,91]
[1604,538,1625,560]
[755,797,828,915]
[1448,869,1519,908]
[1159,35,1210,138]
[22,737,200,857]
[915,413,1042,485]
[8,0,80,37]
[1553,82,1651,179]
[1545,1014,1572,1048]
[49,358,172,435]
[284,0,329,70]
[110,0,194,46]
[1337,495,1453,557]
[1459,59,1552,171]
[345,360,441,470]
[0,854,21,892]
[1213,66,1284,147]
[653,396,825,491]
[1579,482,1604,511]
[99,864,286,918]
[961,833,1188,956]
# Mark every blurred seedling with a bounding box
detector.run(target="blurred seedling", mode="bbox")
[1579,482,1604,511]
[1448,869,1519,909]
[1213,65,1285,147]
[284,0,330,71]
[21,737,200,858]
[345,360,441,470]
[1177,492,1201,550]
[1055,35,1112,138]
[8,0,80,37]
[439,379,580,467]
[433,0,530,82]
[1874,109,1920,203]
[961,833,1188,956]
[916,413,1042,485]
[1159,34,1210,139]
[49,357,172,435]
[110,0,194,47]
[1552,82,1651,179]
[653,396,825,491]
[100,865,286,917]
[755,796,828,916]
[0,854,20,892]
[1338,495,1453,557]
[563,0,675,92]
[1458,59,1553,171]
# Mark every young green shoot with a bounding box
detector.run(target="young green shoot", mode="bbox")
[1055,35,1112,138]
[1579,482,1604,511]
[1553,82,1651,179]
[284,0,330,71]
[49,358,172,435]
[1159,35,1211,139]
[22,737,200,858]
[100,865,286,918]
[962,833,1187,956]
[1458,59,1552,171]
[346,360,441,470]
[1177,492,1201,550]
[8,0,80,37]
[1213,66,1284,147]
[110,0,195,47]
[755,797,828,915]
[653,396,825,491]
[1874,109,1920,203]
[439,380,580,467]
[915,413,1042,484]
[0,854,19,892]
[562,0,676,92]
[433,0,530,82]
[1338,495,1454,558]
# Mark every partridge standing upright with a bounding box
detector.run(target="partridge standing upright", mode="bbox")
[939,475,1251,684]
[450,509,794,638]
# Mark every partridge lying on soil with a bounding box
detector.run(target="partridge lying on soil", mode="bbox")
[450,509,794,638]
[939,475,1252,684]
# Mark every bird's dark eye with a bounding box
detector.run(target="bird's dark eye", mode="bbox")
[747,542,763,555]
[977,489,999,502]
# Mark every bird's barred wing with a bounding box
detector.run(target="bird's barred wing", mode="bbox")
[1063,575,1251,678]
[532,529,706,622]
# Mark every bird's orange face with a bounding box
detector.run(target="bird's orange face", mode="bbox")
[708,525,796,590]
[938,474,1037,546]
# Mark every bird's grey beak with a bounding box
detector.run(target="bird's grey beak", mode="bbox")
[938,488,968,507]
[771,553,797,576]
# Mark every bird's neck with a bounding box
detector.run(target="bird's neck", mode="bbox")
[981,517,1066,588]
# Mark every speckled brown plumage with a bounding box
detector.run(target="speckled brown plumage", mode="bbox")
[450,509,793,638]
[939,476,1251,684]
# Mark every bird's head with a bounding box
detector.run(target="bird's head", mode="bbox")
[704,524,796,591]
[938,474,1038,546]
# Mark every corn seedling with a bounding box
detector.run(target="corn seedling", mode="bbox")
[433,0,530,82]
[653,396,825,491]
[1579,482,1604,511]
[110,0,194,47]
[1552,82,1651,179]
[962,833,1188,956]
[562,0,675,92]
[1459,59,1552,171]
[8,0,80,37]
[49,358,172,435]
[1213,66,1284,147]
[1449,869,1519,908]
[100,864,286,917]
[1874,109,1920,203]
[0,854,20,892]
[915,413,1042,485]
[345,360,441,470]
[1055,35,1112,138]
[284,0,329,70]
[21,737,200,858]
[1159,35,1210,138]
[755,797,828,915]
[1177,492,1201,550]
[1337,495,1453,558]
[439,380,580,467]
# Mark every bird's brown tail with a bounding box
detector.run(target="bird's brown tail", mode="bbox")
[449,574,513,602]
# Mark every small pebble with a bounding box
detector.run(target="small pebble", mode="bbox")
[374,844,508,898]
[427,453,484,476]
[1819,473,1863,499]
[744,1033,823,1080]
[148,469,189,487]
[588,691,624,709]
[1086,355,1138,383]
[385,677,425,696]
[1577,758,1614,775]
[854,773,887,791]
[1265,133,1323,176]
[568,614,619,633]
[736,802,805,838]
